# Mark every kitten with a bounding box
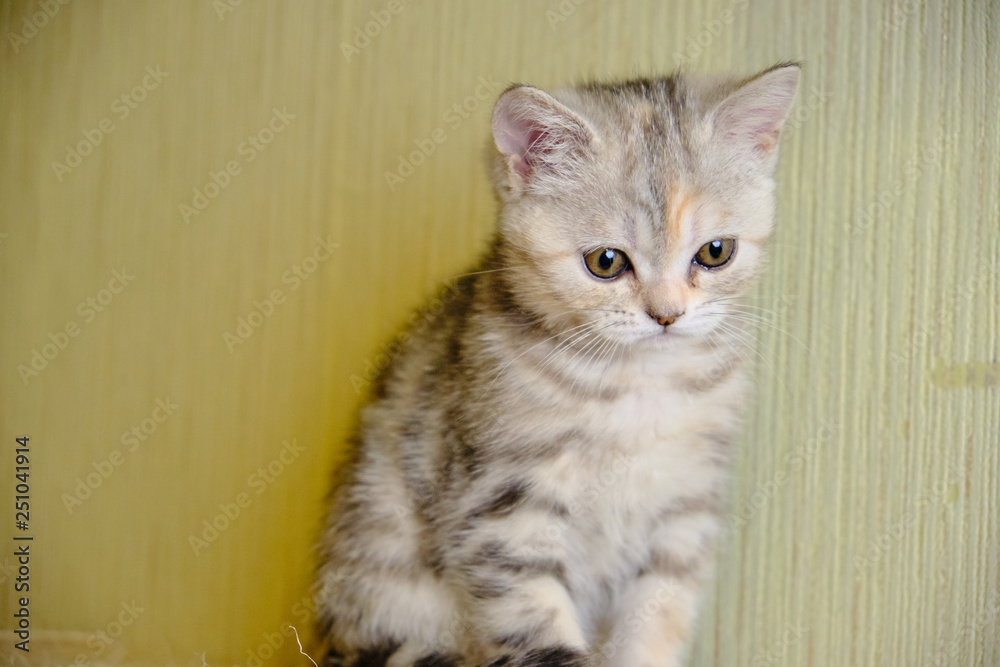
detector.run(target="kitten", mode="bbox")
[316,63,800,667]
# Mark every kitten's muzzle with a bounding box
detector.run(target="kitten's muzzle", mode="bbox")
[649,310,684,327]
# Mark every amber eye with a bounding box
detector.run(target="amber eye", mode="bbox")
[693,238,737,269]
[584,248,630,279]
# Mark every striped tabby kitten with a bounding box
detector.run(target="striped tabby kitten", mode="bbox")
[318,63,800,667]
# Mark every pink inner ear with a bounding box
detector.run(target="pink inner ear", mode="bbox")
[720,105,784,151]
[496,116,550,179]
[493,87,594,183]
[739,106,784,152]
[715,67,799,158]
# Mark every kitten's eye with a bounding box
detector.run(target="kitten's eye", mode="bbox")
[693,238,737,269]
[584,248,631,279]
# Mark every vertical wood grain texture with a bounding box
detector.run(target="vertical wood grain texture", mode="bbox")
[0,1,996,665]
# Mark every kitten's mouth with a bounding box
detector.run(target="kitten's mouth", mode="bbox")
[638,327,684,346]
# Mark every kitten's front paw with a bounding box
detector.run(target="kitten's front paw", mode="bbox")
[597,645,682,667]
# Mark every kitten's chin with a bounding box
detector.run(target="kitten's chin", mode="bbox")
[634,315,724,347]
[633,328,690,350]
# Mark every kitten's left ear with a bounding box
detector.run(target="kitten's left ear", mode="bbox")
[490,85,596,198]
[711,63,801,171]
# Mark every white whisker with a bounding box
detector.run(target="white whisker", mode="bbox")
[478,319,602,400]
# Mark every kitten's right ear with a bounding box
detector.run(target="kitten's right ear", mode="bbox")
[491,85,595,196]
[710,63,801,173]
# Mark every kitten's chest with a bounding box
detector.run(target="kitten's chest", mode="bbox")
[533,384,738,583]
[574,385,737,504]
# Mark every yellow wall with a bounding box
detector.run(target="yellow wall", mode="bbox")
[1,1,997,665]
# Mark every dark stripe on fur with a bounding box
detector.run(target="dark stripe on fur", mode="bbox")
[321,646,346,667]
[469,483,528,519]
[414,652,462,667]
[487,646,589,667]
[519,646,589,666]
[468,576,513,599]
[497,556,570,590]
[352,642,402,667]
[469,540,572,592]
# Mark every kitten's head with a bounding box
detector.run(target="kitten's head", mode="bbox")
[488,64,800,350]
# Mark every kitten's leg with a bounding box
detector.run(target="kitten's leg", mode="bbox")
[599,513,718,667]
[598,575,700,667]
[471,576,590,667]
[318,562,457,665]
[450,495,591,666]
[317,486,460,665]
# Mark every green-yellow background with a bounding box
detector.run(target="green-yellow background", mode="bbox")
[1,1,997,665]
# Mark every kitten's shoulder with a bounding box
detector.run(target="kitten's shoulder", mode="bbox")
[363,269,478,402]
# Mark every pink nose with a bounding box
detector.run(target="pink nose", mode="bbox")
[650,311,684,326]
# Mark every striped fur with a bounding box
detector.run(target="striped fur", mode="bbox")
[317,64,800,666]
